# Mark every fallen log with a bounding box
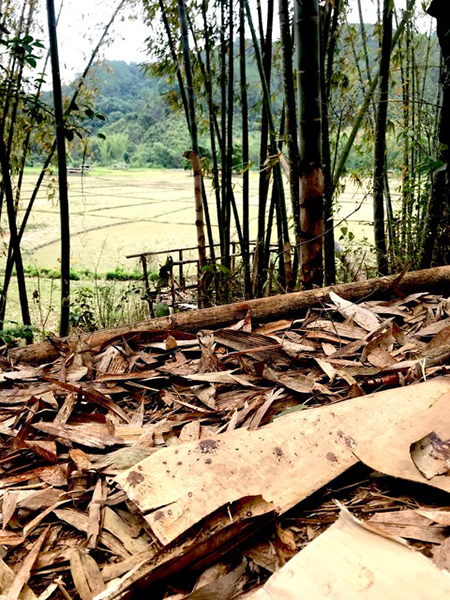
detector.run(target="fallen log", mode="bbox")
[10,265,450,364]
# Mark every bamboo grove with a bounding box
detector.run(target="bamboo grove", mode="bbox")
[142,0,449,296]
[0,0,449,335]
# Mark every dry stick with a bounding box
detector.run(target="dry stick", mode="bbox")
[5,526,50,600]
[11,265,450,365]
[185,151,207,308]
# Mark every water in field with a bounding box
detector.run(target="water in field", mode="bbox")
[12,168,392,274]
[1,168,397,332]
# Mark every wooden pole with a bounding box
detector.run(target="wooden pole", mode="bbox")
[185,151,207,307]
[10,265,450,365]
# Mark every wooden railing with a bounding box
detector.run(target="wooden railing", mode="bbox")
[126,241,280,309]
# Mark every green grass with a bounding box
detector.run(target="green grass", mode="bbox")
[20,265,90,280]
[105,266,145,281]
[3,275,149,338]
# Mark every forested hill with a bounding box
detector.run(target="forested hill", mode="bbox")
[68,57,283,169]
[72,61,192,169]
[63,22,439,171]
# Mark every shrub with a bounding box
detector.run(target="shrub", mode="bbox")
[69,281,148,333]
[23,265,81,280]
[105,266,143,281]
[0,322,35,344]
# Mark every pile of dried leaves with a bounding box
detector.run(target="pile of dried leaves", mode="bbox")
[2,290,450,599]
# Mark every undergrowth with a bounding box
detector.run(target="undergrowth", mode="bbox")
[69,282,149,332]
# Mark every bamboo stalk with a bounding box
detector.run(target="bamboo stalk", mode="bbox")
[373,0,392,276]
[295,0,324,288]
[177,0,208,305]
[331,0,416,195]
[239,0,251,298]
[47,0,71,336]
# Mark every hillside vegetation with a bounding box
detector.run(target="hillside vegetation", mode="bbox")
[57,23,439,173]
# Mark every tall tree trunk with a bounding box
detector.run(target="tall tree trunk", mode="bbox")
[159,0,191,132]
[225,0,234,273]
[0,0,124,324]
[0,0,26,222]
[245,0,290,293]
[6,0,34,165]
[184,11,217,264]
[399,23,411,255]
[220,1,228,268]
[202,0,222,252]
[47,0,70,336]
[373,0,392,276]
[420,0,450,267]
[255,0,274,295]
[357,0,373,93]
[0,0,33,328]
[185,151,207,307]
[295,0,324,288]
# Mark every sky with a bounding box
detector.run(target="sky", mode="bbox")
[33,0,433,83]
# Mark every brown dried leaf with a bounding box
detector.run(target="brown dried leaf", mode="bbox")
[32,422,125,449]
[329,291,380,332]
[368,509,447,543]
[410,431,450,479]
[25,441,58,463]
[5,526,49,600]
[87,478,106,550]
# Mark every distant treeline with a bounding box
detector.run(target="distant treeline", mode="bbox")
[38,25,439,172]
[59,55,284,170]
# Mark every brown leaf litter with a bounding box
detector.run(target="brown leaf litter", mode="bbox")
[2,292,450,598]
